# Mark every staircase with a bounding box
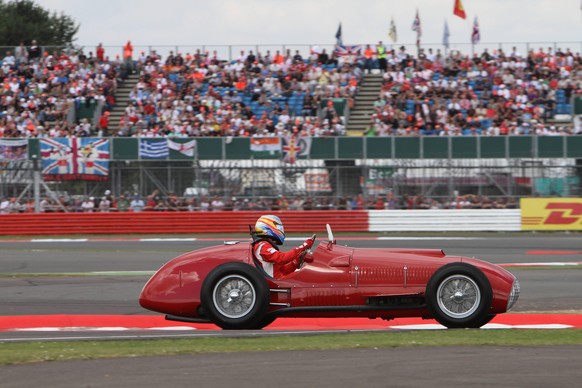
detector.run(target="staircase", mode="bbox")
[346,74,383,135]
[107,74,141,131]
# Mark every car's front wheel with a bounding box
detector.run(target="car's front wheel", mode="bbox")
[426,263,493,329]
[201,263,269,330]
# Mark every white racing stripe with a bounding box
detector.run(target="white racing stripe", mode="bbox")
[500,262,582,267]
[14,326,197,332]
[389,323,574,330]
[31,239,89,242]
[139,238,198,242]
[482,324,574,329]
[88,271,156,276]
[0,331,340,342]
[377,237,483,241]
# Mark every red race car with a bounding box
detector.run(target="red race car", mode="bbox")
[139,225,520,329]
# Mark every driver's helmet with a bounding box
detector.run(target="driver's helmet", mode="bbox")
[255,215,285,245]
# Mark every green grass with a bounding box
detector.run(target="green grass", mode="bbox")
[1,329,581,365]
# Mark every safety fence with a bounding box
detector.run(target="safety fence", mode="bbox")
[7,41,580,62]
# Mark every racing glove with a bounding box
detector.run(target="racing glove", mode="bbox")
[295,237,314,252]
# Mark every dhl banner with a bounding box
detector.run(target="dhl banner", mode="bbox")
[521,198,582,230]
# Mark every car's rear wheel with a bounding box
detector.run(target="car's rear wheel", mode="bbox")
[201,263,269,330]
[426,263,492,329]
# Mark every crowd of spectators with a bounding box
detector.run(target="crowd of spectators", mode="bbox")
[116,47,356,138]
[0,42,120,138]
[0,190,518,214]
[1,41,580,140]
[1,42,357,139]
[366,45,581,136]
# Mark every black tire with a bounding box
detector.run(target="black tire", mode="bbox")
[201,262,270,330]
[249,315,277,330]
[469,314,497,328]
[426,263,493,329]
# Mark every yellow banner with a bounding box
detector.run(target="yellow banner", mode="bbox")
[521,198,582,230]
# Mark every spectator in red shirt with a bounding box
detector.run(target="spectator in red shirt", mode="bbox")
[96,43,105,62]
[98,111,110,137]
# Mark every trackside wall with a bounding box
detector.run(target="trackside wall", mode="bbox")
[0,211,369,236]
[368,210,522,232]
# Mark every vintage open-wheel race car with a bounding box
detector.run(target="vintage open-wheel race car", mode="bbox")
[139,225,520,329]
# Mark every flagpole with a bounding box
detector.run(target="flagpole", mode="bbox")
[32,154,41,213]
[412,9,421,57]
[443,19,449,58]
[417,12,421,56]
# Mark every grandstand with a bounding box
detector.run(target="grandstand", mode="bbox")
[1,43,580,139]
[0,41,580,213]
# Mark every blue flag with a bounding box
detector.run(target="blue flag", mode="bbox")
[335,23,343,46]
[140,139,169,159]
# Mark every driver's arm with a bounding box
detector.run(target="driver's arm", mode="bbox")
[255,242,302,266]
[255,238,314,277]
[280,238,315,275]
[279,258,300,276]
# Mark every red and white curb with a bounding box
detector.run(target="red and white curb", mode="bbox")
[1,315,581,332]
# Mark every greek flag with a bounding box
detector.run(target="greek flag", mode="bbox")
[140,139,169,159]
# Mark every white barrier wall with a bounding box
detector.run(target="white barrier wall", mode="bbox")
[368,210,522,232]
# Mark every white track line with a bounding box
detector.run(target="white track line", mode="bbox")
[139,238,198,242]
[31,239,89,242]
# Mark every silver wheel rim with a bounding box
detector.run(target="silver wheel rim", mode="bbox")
[436,274,481,319]
[212,275,256,319]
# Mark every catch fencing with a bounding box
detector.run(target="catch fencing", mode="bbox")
[2,136,581,205]
[5,41,580,62]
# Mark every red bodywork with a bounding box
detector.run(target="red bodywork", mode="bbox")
[139,238,518,323]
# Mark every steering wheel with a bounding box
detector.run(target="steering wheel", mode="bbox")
[298,234,316,269]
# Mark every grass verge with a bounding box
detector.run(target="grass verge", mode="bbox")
[1,329,581,365]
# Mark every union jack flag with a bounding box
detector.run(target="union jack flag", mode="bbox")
[0,139,28,160]
[282,135,311,164]
[40,138,110,181]
[333,44,363,57]
[471,16,481,45]
[412,9,422,37]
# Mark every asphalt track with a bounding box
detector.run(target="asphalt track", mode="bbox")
[0,234,581,386]
[3,346,582,388]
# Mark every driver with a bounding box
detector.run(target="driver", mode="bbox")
[252,215,315,278]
